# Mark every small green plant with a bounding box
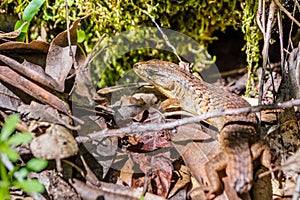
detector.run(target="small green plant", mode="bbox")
[14,0,46,41]
[0,114,48,199]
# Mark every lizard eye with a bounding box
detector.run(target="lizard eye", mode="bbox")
[145,68,159,76]
[147,69,170,78]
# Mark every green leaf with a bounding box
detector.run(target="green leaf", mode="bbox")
[14,20,30,42]
[1,114,19,141]
[22,0,45,21]
[68,0,74,7]
[14,179,45,194]
[0,161,8,182]
[14,167,29,180]
[14,20,29,32]
[26,158,48,172]
[77,29,86,43]
[0,181,10,200]
[7,132,33,146]
[3,147,19,162]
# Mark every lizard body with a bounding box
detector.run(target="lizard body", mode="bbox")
[133,59,271,196]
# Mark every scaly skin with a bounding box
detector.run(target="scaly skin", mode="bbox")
[133,59,271,196]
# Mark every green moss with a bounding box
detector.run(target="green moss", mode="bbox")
[241,0,263,96]
[1,0,261,90]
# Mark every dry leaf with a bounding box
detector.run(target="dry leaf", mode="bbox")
[45,44,76,92]
[0,81,21,111]
[18,101,78,130]
[45,18,83,92]
[30,170,80,200]
[0,40,49,67]
[0,54,60,90]
[93,136,118,177]
[131,151,173,197]
[30,124,78,160]
[71,178,166,200]
[168,164,190,198]
[0,65,69,114]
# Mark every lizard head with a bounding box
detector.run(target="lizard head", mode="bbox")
[133,59,186,97]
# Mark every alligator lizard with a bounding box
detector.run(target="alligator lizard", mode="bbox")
[133,59,271,197]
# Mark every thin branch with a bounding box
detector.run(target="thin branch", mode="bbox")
[274,0,300,27]
[286,0,298,51]
[65,0,77,69]
[258,0,276,117]
[293,175,300,200]
[277,11,285,73]
[256,0,265,35]
[0,21,28,40]
[295,0,300,12]
[1,153,22,182]
[140,9,183,63]
[76,98,300,142]
[262,0,266,33]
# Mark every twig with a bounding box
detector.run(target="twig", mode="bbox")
[139,9,183,63]
[258,0,276,118]
[76,98,300,142]
[0,21,28,40]
[65,0,77,70]
[84,33,106,70]
[274,0,300,27]
[293,175,300,200]
[1,153,22,182]
[286,0,298,51]
[295,0,300,12]
[256,0,265,35]
[277,10,285,73]
[262,0,266,33]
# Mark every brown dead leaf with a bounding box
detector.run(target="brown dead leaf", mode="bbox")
[18,102,79,130]
[0,40,49,67]
[119,157,135,187]
[71,178,166,200]
[171,123,219,184]
[131,151,173,197]
[0,81,21,111]
[134,130,172,151]
[50,18,82,47]
[132,110,149,122]
[0,54,60,90]
[93,136,118,177]
[267,119,300,168]
[44,17,83,92]
[170,123,244,199]
[80,155,101,186]
[45,44,76,92]
[112,95,151,127]
[73,46,96,106]
[30,170,80,200]
[168,164,190,198]
[281,147,300,175]
[0,65,69,114]
[76,115,117,178]
[251,169,272,200]
[132,93,158,106]
[30,124,78,160]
